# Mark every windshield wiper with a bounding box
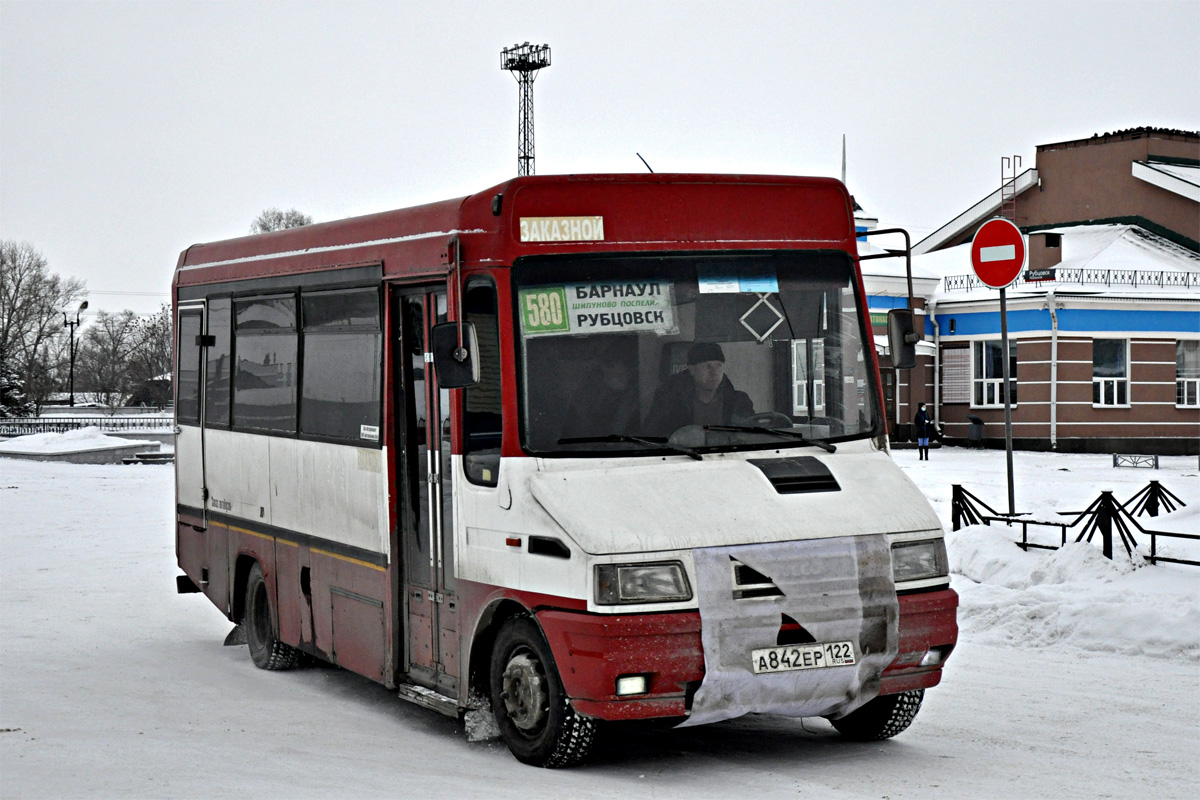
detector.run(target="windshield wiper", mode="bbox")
[556,434,704,461]
[703,425,837,453]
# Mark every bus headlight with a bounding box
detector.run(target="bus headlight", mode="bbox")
[595,562,692,605]
[891,539,949,583]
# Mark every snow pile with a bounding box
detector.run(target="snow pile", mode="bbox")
[947,524,1200,661]
[0,426,151,454]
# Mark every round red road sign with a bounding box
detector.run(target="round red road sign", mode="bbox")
[970,218,1026,289]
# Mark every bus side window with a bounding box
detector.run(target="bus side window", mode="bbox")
[232,296,298,433]
[299,288,382,443]
[205,298,232,427]
[462,281,502,486]
[177,311,202,424]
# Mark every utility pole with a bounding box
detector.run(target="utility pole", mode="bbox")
[63,300,88,407]
[501,43,551,176]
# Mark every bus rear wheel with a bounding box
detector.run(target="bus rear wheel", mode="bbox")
[829,689,924,741]
[489,617,596,767]
[244,562,299,671]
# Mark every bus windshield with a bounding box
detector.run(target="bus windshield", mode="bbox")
[513,251,881,456]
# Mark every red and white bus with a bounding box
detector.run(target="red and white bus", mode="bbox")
[173,173,957,767]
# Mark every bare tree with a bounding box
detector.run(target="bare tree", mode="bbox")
[251,207,313,234]
[125,304,173,409]
[0,240,87,411]
[76,310,140,414]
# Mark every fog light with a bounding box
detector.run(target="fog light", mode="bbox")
[615,675,648,696]
[920,646,950,667]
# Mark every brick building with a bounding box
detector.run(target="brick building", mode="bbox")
[867,128,1199,454]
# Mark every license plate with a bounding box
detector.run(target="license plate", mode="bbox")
[751,641,856,674]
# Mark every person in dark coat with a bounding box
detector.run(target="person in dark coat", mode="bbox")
[914,402,932,460]
[560,341,640,441]
[644,342,754,437]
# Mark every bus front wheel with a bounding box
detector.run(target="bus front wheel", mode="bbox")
[244,562,299,671]
[489,617,596,767]
[828,689,924,741]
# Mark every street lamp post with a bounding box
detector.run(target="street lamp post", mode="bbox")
[63,301,88,407]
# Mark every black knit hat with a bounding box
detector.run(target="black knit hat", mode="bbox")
[687,342,725,365]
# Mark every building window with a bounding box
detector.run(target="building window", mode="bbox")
[941,347,970,404]
[972,340,1016,407]
[1092,339,1129,407]
[1044,233,1062,248]
[1178,340,1200,407]
[791,339,825,416]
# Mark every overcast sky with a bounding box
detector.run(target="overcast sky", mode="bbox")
[2,0,1197,316]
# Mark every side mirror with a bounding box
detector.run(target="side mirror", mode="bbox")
[887,309,918,370]
[430,322,480,388]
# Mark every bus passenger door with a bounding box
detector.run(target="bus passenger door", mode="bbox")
[398,287,458,695]
[175,303,207,523]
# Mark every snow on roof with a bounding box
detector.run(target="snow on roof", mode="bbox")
[1132,160,1200,202]
[920,223,1200,302]
[857,238,942,282]
[912,168,1039,256]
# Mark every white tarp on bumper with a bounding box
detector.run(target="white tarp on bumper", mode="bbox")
[680,535,898,727]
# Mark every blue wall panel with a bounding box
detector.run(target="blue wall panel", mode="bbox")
[930,307,1200,337]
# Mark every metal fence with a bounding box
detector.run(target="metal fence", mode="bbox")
[943,268,1200,292]
[0,417,174,436]
[951,480,1197,568]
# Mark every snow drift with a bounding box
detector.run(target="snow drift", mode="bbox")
[948,524,1200,660]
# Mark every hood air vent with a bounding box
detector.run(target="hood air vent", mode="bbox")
[748,457,840,494]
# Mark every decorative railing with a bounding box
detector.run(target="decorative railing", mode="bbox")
[943,268,1200,292]
[0,417,173,436]
[951,481,1197,568]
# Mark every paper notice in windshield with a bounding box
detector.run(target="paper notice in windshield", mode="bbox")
[697,265,780,294]
[519,281,677,336]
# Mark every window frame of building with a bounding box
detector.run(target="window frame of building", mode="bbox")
[1177,340,1200,408]
[971,339,1017,408]
[791,338,826,417]
[1092,338,1130,408]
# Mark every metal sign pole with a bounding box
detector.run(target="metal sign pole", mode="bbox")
[999,287,1016,515]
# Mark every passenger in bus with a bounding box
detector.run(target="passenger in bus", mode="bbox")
[644,342,754,436]
[559,339,640,440]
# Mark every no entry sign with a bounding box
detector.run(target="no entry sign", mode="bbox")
[971,218,1026,289]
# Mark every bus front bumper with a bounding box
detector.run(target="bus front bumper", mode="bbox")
[536,587,958,722]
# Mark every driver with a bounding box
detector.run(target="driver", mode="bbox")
[645,342,754,436]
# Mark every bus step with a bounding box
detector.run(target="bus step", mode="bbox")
[397,683,460,718]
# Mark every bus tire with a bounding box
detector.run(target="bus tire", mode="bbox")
[829,689,924,741]
[244,562,299,671]
[489,616,596,768]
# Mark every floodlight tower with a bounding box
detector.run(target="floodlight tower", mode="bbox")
[501,42,551,176]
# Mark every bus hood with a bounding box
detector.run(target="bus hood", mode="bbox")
[526,450,941,556]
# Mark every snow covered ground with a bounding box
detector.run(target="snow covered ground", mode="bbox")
[0,427,157,455]
[1,449,1197,799]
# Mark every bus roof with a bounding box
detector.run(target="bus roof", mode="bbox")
[174,173,857,289]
